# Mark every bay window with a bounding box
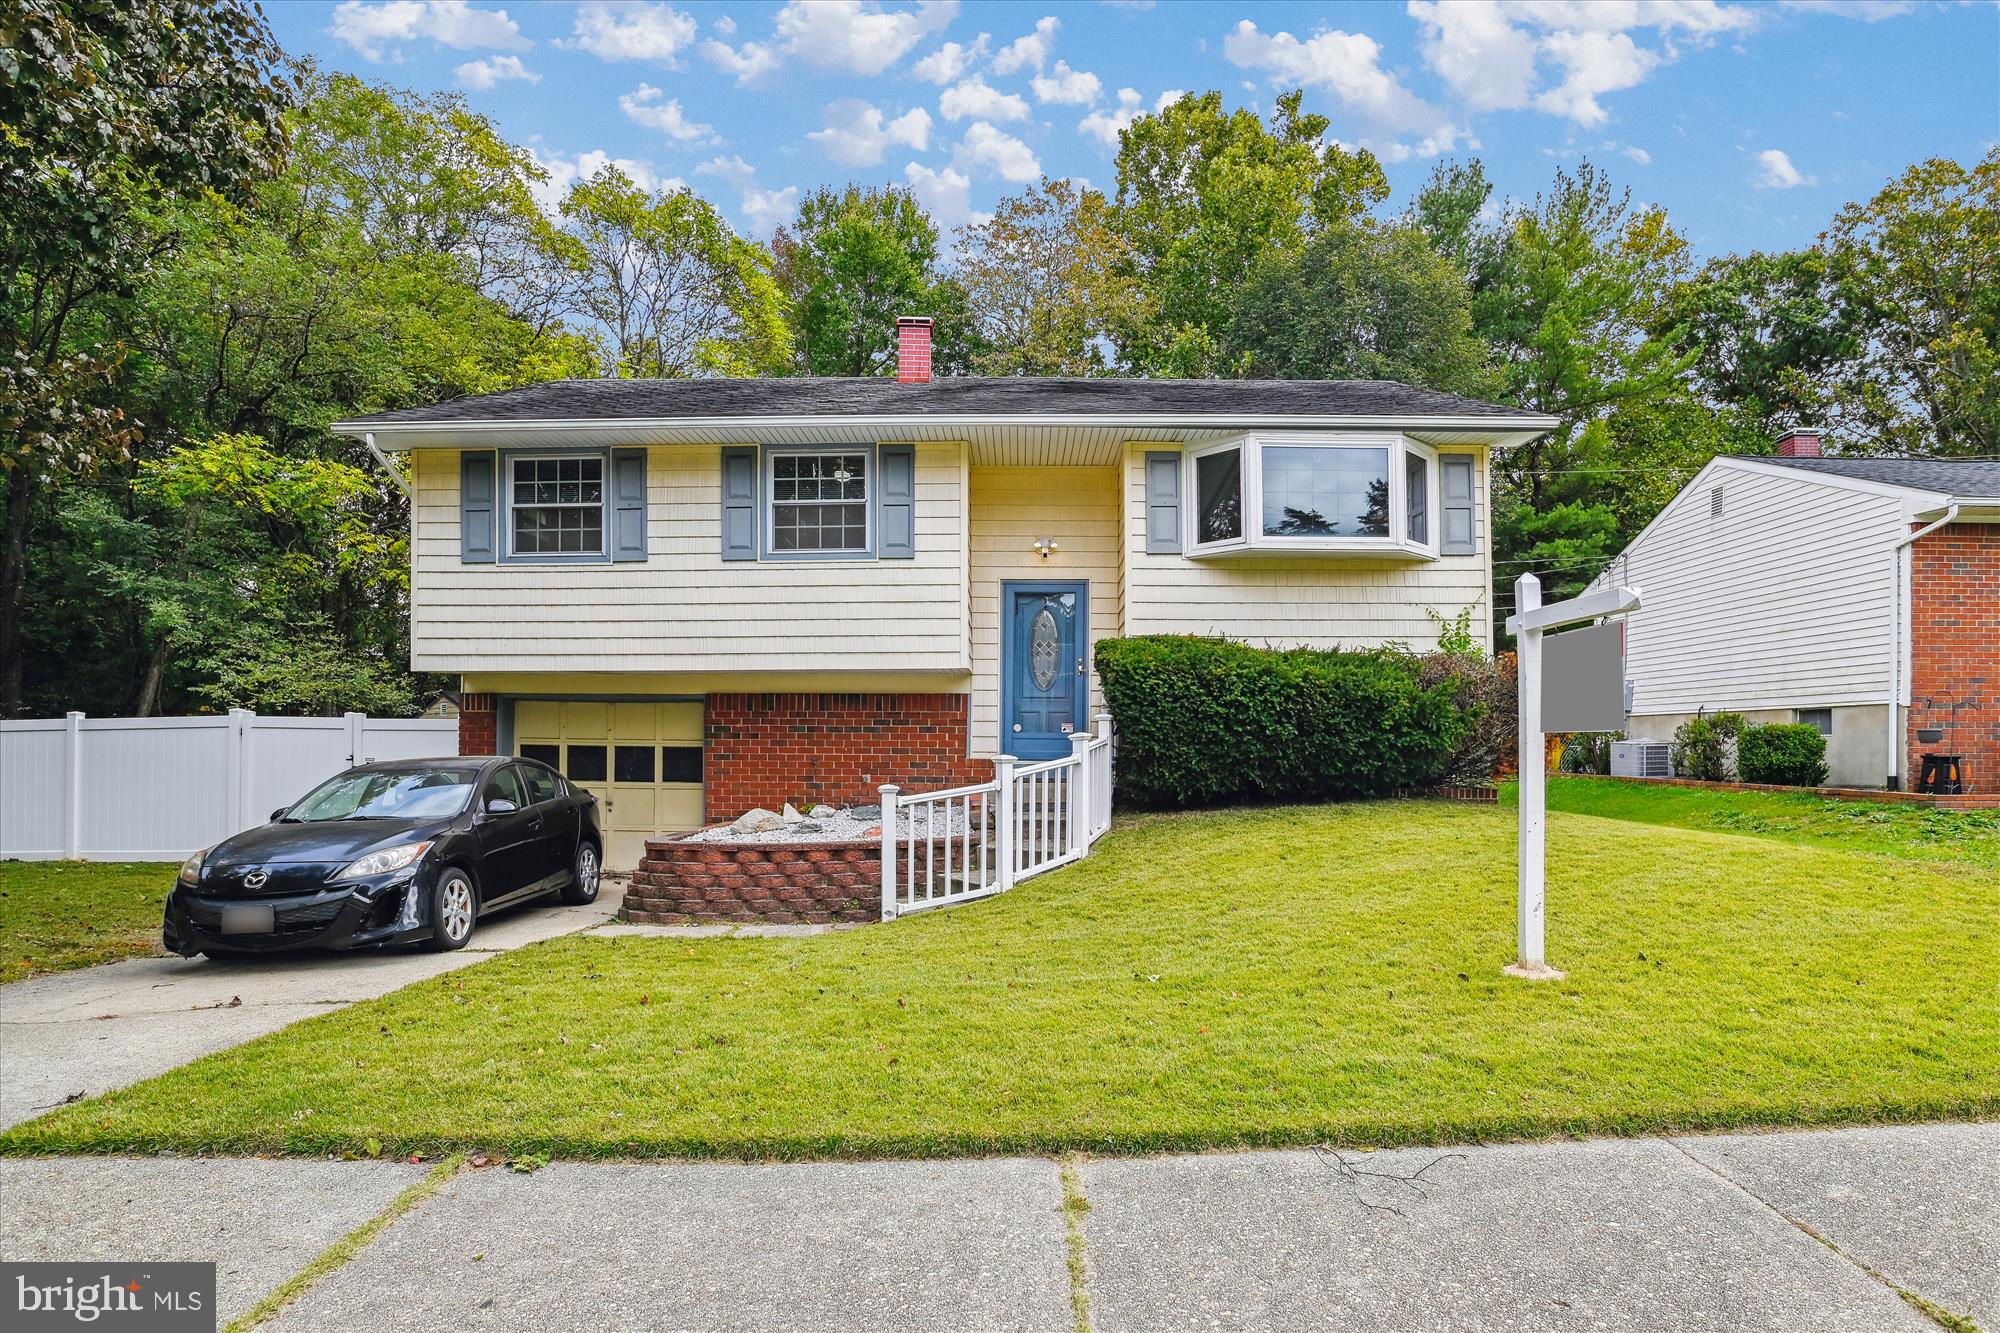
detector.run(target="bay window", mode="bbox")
[1186,433,1449,557]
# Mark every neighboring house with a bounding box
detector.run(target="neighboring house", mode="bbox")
[418,692,461,720]
[1595,430,2000,791]
[335,319,1553,866]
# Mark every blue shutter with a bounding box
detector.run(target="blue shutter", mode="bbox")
[611,447,647,562]
[461,452,496,563]
[878,444,915,559]
[1145,451,1182,554]
[1441,454,1476,555]
[720,446,757,561]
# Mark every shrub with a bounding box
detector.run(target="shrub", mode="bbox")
[1738,723,1830,787]
[1670,712,1745,782]
[1559,731,1624,775]
[1095,635,1472,808]
[1417,649,1516,785]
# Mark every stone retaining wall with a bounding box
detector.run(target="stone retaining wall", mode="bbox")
[622,837,881,925]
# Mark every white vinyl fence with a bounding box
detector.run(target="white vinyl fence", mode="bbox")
[879,713,1115,919]
[0,710,459,862]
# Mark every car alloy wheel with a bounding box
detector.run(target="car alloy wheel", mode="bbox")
[577,844,599,899]
[437,874,475,944]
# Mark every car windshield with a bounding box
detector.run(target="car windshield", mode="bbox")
[284,767,480,822]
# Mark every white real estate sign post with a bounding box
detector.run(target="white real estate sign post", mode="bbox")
[1504,572,1643,981]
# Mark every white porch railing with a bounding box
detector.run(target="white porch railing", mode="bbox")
[879,712,1114,919]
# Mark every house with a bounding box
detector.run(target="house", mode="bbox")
[334,319,1554,866]
[1595,430,2000,791]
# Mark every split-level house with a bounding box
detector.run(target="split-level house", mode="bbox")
[1596,430,2000,792]
[335,319,1555,866]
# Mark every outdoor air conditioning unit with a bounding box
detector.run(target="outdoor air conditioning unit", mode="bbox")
[1610,740,1674,779]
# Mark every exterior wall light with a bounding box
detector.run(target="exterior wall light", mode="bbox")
[1032,537,1059,560]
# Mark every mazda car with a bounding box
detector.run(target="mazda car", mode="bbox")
[163,757,603,958]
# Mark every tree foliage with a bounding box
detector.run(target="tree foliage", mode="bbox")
[955,178,1140,377]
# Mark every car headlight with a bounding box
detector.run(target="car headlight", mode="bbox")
[330,841,433,882]
[178,850,206,887]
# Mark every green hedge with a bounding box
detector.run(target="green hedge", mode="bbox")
[1738,723,1830,787]
[1095,635,1472,808]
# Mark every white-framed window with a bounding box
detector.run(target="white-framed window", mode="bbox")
[508,454,605,557]
[1188,433,1440,557]
[767,448,871,555]
[1796,708,1833,736]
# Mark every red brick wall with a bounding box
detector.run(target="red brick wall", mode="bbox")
[624,838,880,925]
[458,693,496,756]
[703,692,988,820]
[1906,523,2000,792]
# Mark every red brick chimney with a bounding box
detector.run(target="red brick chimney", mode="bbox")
[1776,428,1822,458]
[896,316,933,384]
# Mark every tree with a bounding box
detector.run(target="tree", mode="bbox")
[773,184,974,377]
[1821,150,1999,456]
[1223,220,1495,394]
[1111,90,1388,373]
[1407,159,1499,283]
[955,178,1142,376]
[562,166,791,378]
[0,0,293,712]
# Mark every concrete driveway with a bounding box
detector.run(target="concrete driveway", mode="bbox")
[0,883,621,1130]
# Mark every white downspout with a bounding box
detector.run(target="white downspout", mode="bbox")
[362,431,411,498]
[1888,502,1960,789]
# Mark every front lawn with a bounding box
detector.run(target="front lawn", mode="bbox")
[0,861,171,982]
[1529,775,1998,869]
[4,801,1993,1159]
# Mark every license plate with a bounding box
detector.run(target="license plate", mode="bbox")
[220,904,276,935]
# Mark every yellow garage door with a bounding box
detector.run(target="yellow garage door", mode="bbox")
[514,700,704,870]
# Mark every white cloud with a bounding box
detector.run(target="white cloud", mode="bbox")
[1534,28,1659,126]
[700,37,781,84]
[955,121,1041,183]
[1155,90,1188,112]
[712,14,735,34]
[940,78,1031,122]
[772,0,957,77]
[1780,0,1914,17]
[565,2,697,63]
[697,156,799,237]
[808,99,932,166]
[1408,1,1539,111]
[619,83,717,143]
[912,34,988,84]
[454,54,539,89]
[1223,20,1462,161]
[1620,142,1652,164]
[1032,59,1102,106]
[1753,147,1815,189]
[330,1,529,62]
[991,15,1059,75]
[1079,87,1144,149]
[528,145,676,214]
[905,161,978,228]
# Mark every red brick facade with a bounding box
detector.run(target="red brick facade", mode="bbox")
[703,692,988,821]
[1906,523,2000,793]
[458,693,497,756]
[624,838,881,925]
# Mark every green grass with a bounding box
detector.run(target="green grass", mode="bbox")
[1525,775,1999,869]
[5,798,1994,1161]
[0,861,171,982]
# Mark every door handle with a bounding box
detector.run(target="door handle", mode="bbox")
[1013,723,1023,732]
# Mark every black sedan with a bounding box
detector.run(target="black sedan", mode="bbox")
[164,756,603,958]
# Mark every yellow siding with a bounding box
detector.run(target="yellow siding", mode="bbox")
[410,445,971,674]
[967,466,1124,755]
[1118,443,1494,652]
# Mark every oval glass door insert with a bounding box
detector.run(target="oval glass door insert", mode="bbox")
[1029,606,1060,690]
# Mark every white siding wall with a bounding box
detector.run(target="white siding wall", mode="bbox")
[1119,443,1494,650]
[411,446,970,674]
[1616,463,1901,713]
[967,466,1123,755]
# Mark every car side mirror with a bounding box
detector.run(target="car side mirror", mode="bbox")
[485,798,519,815]
[270,807,289,823]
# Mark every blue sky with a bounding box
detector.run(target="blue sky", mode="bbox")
[271,1,1999,258]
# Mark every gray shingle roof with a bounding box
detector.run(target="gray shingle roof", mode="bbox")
[338,376,1542,428]
[1746,455,2000,496]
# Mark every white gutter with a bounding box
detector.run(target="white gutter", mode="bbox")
[361,432,412,498]
[331,410,1561,438]
[1886,501,1960,788]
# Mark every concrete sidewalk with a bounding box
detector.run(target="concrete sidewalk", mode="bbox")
[0,886,621,1130]
[2,1122,1992,1331]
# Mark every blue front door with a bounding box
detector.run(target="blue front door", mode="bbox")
[1002,581,1088,760]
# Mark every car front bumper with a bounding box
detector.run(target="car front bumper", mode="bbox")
[163,874,430,955]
